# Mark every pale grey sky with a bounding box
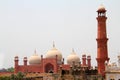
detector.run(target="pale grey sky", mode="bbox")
[0,0,120,68]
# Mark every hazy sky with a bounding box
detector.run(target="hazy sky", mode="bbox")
[0,0,120,68]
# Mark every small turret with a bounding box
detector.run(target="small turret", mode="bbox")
[23,57,27,66]
[87,55,91,69]
[62,58,64,64]
[14,56,19,66]
[14,56,19,73]
[82,54,86,66]
[118,55,120,67]
[97,4,106,17]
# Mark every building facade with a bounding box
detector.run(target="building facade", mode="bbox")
[14,45,91,74]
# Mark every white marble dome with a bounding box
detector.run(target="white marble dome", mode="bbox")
[29,50,41,65]
[67,49,80,65]
[45,44,62,61]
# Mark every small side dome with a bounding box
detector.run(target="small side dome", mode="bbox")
[29,50,41,65]
[67,49,80,66]
[45,43,62,61]
[98,4,106,11]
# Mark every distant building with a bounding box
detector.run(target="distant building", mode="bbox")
[105,55,120,80]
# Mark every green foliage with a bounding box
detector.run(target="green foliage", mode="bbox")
[0,72,25,80]
[10,74,16,80]
[15,72,25,80]
[0,76,11,80]
[7,67,14,72]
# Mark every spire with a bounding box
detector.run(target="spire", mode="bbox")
[34,49,37,54]
[72,48,75,53]
[71,48,76,54]
[53,41,55,48]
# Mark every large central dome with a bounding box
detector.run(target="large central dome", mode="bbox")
[45,43,62,61]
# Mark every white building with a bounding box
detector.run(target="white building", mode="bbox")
[105,55,120,80]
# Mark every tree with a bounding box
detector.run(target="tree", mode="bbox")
[16,72,25,80]
[10,74,16,80]
[7,67,14,72]
[0,76,11,80]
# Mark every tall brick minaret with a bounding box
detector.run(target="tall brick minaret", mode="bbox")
[96,5,109,76]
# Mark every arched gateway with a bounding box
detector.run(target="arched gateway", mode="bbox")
[45,63,54,73]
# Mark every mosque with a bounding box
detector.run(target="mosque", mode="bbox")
[14,44,91,73]
[14,5,109,78]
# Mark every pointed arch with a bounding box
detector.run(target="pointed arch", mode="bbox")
[45,63,54,73]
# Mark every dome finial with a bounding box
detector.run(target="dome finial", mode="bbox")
[34,49,37,54]
[98,4,105,11]
[53,41,55,48]
[100,4,104,6]
[72,48,74,53]
[71,48,76,55]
